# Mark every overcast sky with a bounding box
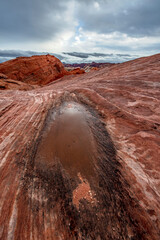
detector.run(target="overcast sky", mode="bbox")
[0,0,160,56]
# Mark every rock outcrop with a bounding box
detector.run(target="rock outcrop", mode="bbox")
[65,67,85,75]
[0,73,34,90]
[64,62,115,70]
[0,55,82,86]
[0,53,160,239]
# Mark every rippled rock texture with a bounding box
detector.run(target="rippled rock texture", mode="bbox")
[0,73,34,91]
[0,54,160,239]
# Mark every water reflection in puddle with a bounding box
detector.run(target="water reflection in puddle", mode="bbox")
[35,102,97,180]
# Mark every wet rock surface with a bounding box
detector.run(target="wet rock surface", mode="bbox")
[35,102,97,179]
[0,54,160,239]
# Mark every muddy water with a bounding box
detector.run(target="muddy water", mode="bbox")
[28,101,151,240]
[35,102,97,179]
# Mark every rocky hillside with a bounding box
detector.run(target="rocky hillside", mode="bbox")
[64,62,115,72]
[0,55,85,87]
[0,73,35,91]
[0,54,160,239]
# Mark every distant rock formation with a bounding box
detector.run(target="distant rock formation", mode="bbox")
[0,55,85,87]
[0,54,160,239]
[64,62,115,72]
[65,67,85,75]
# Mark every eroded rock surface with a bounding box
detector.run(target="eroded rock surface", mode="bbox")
[0,55,70,86]
[0,54,160,239]
[66,67,85,75]
[0,73,34,90]
[64,62,115,72]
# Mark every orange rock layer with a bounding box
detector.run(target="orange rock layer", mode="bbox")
[66,67,85,75]
[0,54,160,239]
[0,55,85,87]
[0,73,34,90]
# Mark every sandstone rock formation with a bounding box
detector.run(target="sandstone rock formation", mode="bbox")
[65,65,98,73]
[0,55,86,90]
[0,54,160,239]
[64,62,115,71]
[0,55,84,86]
[65,67,85,75]
[0,73,34,90]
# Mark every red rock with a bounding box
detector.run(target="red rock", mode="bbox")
[66,67,85,75]
[0,55,67,85]
[0,73,8,79]
[0,73,35,90]
[64,63,114,72]
[64,62,115,69]
[0,53,160,239]
[90,67,99,71]
[0,55,85,87]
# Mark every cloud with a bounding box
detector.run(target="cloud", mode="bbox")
[0,49,63,59]
[70,29,160,55]
[63,52,132,59]
[0,49,138,64]
[0,49,66,64]
[0,0,75,44]
[75,0,160,37]
[0,0,160,55]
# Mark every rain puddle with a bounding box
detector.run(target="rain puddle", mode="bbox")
[35,102,97,179]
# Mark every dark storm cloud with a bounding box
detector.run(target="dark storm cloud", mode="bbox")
[63,52,131,59]
[0,49,63,60]
[0,0,70,41]
[0,50,40,58]
[0,49,130,60]
[1,0,160,43]
[75,0,160,37]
